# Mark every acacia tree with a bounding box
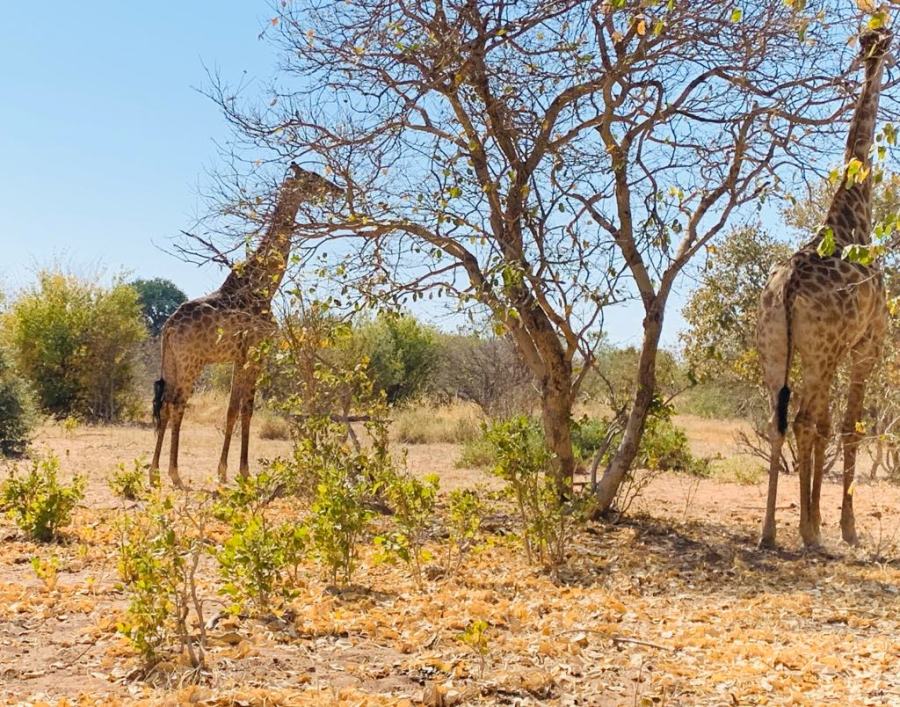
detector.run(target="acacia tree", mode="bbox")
[204,0,894,503]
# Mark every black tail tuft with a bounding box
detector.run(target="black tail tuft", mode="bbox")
[153,379,166,426]
[776,385,791,435]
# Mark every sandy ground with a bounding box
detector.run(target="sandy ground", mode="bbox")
[0,412,898,705]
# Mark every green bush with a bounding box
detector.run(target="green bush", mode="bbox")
[214,471,308,615]
[108,458,149,501]
[483,417,585,571]
[570,416,610,462]
[338,313,438,405]
[376,470,439,586]
[0,347,37,457]
[456,434,497,468]
[1,455,85,541]
[310,460,374,586]
[5,271,147,421]
[116,492,210,670]
[464,412,708,477]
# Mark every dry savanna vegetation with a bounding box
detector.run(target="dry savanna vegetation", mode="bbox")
[1,400,899,705]
[3,1,900,705]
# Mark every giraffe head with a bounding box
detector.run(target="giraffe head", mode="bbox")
[858,26,893,64]
[288,162,344,201]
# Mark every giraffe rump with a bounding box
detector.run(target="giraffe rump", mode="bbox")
[152,379,165,427]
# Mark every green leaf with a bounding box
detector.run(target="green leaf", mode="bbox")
[816,226,836,258]
[731,8,743,22]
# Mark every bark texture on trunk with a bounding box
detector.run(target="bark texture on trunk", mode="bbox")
[593,304,665,513]
[540,367,575,495]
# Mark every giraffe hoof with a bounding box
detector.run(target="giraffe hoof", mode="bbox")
[758,535,777,550]
[842,529,859,546]
[801,534,822,550]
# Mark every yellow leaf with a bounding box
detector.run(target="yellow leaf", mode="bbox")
[636,19,647,36]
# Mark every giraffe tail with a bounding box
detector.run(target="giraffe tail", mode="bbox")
[776,385,791,435]
[776,267,797,436]
[152,379,166,427]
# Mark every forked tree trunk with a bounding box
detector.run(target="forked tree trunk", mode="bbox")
[593,304,665,513]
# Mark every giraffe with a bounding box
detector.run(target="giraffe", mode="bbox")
[757,27,892,548]
[149,164,343,487]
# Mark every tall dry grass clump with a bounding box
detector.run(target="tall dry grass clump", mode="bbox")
[392,401,482,445]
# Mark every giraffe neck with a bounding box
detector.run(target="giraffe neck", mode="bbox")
[222,179,305,302]
[822,50,888,247]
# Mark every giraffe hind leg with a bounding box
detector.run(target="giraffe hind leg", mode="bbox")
[218,362,242,484]
[841,336,882,545]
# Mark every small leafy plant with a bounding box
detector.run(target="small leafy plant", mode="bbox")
[108,458,148,501]
[376,469,439,587]
[31,554,60,591]
[445,487,484,575]
[483,417,585,572]
[116,492,210,673]
[459,619,491,679]
[310,457,374,586]
[1,454,85,541]
[214,472,309,616]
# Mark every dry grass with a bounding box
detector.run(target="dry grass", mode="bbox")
[391,401,482,445]
[710,455,768,486]
[258,414,291,440]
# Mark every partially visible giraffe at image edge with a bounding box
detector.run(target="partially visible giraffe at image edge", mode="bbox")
[150,164,343,488]
[756,27,893,548]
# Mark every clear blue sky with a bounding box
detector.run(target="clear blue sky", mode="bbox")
[0,3,277,298]
[0,2,691,348]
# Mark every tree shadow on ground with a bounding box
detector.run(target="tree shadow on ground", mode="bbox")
[560,512,899,604]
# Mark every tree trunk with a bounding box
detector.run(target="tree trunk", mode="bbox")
[540,369,575,496]
[593,302,665,513]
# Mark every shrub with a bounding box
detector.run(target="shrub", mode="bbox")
[108,458,148,501]
[310,456,375,586]
[570,416,611,462]
[0,346,37,457]
[445,487,484,574]
[1,455,85,541]
[116,492,211,672]
[377,470,439,587]
[639,416,703,473]
[337,313,439,405]
[214,471,308,616]
[456,434,498,468]
[483,417,585,571]
[5,271,147,421]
